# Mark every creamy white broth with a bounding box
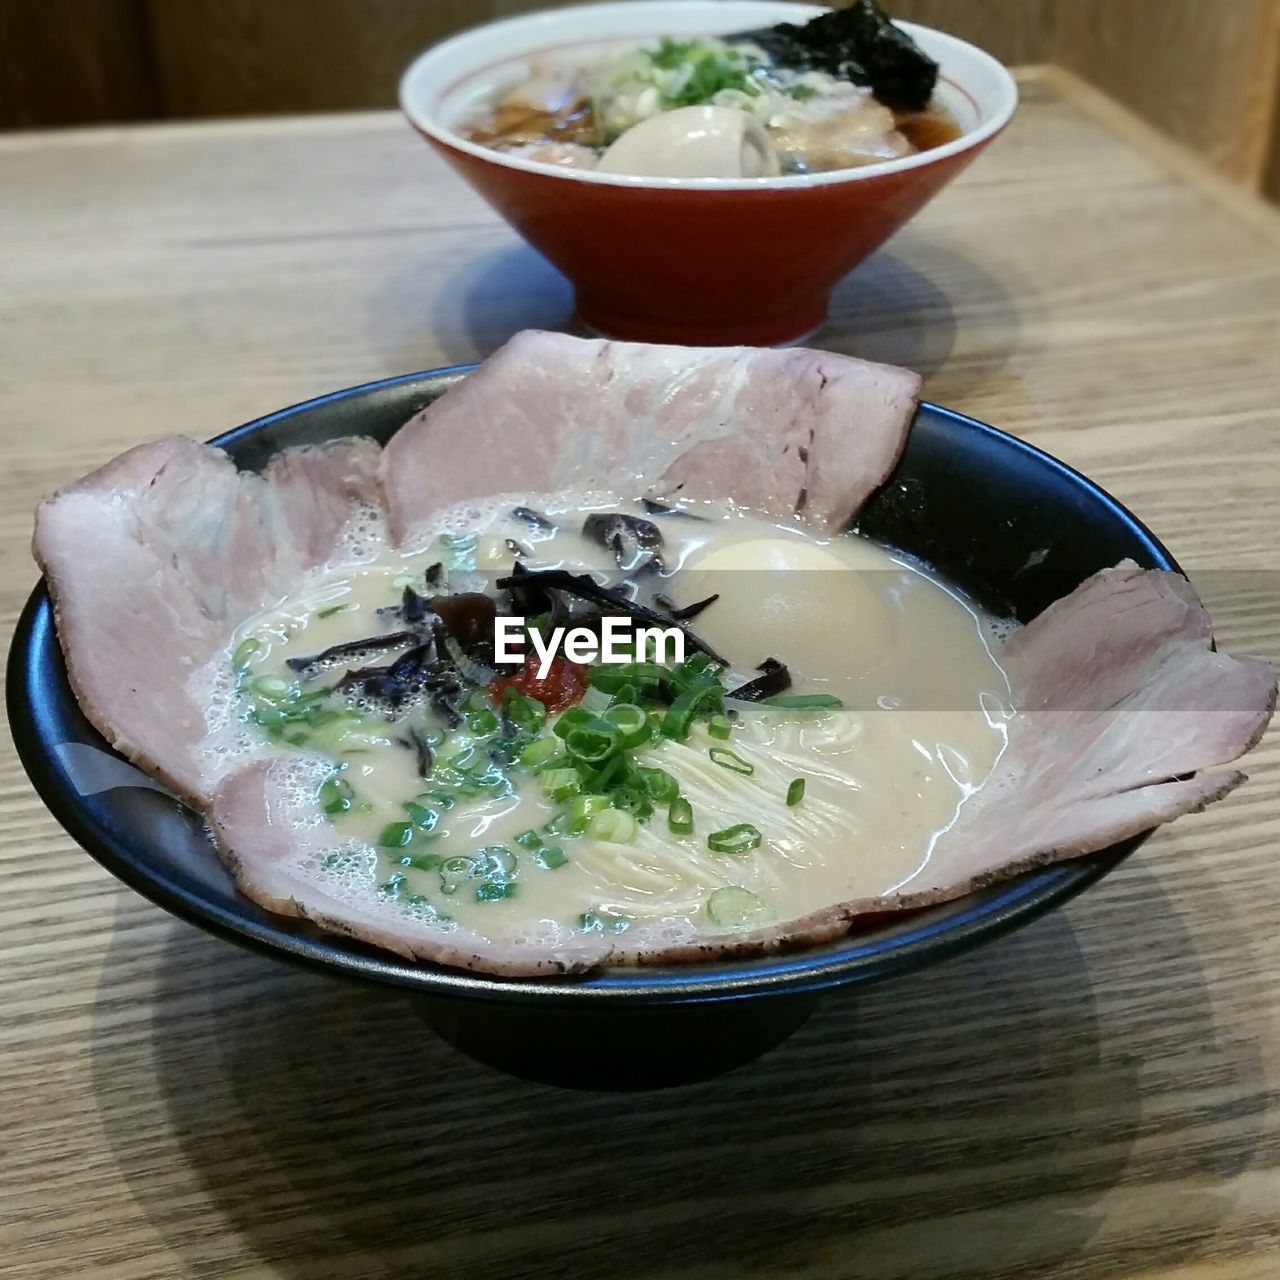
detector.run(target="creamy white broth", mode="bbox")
[215,495,1011,941]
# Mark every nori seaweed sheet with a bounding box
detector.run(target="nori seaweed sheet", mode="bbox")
[730,0,939,112]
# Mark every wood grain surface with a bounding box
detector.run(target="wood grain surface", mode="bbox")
[1053,0,1280,188]
[1,68,1279,1280]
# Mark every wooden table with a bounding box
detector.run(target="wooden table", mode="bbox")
[2,68,1278,1280]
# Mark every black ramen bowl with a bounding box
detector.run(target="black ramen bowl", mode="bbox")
[9,368,1178,1090]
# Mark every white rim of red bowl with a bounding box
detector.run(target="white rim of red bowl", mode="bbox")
[399,0,1020,192]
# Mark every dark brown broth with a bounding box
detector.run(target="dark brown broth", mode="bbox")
[894,105,963,152]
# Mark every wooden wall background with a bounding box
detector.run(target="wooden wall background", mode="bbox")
[3,0,1280,194]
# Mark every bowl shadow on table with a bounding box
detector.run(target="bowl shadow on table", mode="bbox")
[369,239,576,371]
[89,856,1271,1280]
[820,230,1021,405]
[376,230,1017,392]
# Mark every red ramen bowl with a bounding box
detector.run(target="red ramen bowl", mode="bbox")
[400,1,1018,346]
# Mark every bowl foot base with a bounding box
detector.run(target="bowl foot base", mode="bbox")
[414,991,820,1090]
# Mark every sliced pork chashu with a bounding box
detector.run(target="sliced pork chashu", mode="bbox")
[379,330,921,543]
[34,435,382,803]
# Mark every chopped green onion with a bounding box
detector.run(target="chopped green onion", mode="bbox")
[564,793,613,834]
[650,37,692,70]
[402,801,439,831]
[398,852,442,872]
[232,637,263,672]
[465,708,499,736]
[589,810,638,844]
[761,693,844,709]
[579,685,613,714]
[377,821,415,849]
[249,674,293,703]
[640,767,679,804]
[579,749,626,793]
[419,789,456,811]
[284,702,334,726]
[288,690,332,711]
[539,767,582,802]
[475,882,517,902]
[789,83,817,100]
[462,689,491,713]
[567,713,620,738]
[668,796,694,835]
[309,712,379,757]
[655,41,760,108]
[662,681,722,740]
[604,702,649,748]
[316,603,353,620]
[587,662,668,694]
[514,828,543,850]
[537,845,568,870]
[706,886,772,929]
[707,823,763,855]
[519,736,562,768]
[673,651,719,683]
[380,873,406,897]
[709,747,754,776]
[502,688,547,734]
[609,785,653,819]
[319,775,354,815]
[455,763,512,798]
[532,751,570,777]
[565,726,619,764]
[786,778,806,807]
[708,714,732,741]
[579,909,630,934]
[552,707,597,739]
[491,730,532,760]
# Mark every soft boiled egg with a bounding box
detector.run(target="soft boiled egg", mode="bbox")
[676,535,894,689]
[595,106,782,179]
